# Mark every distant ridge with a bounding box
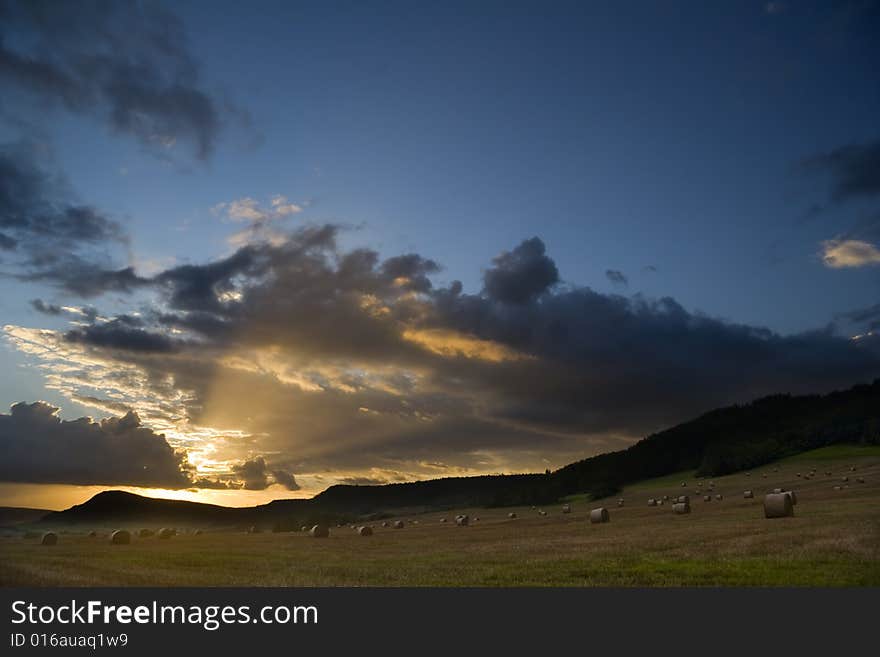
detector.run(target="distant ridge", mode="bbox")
[37,379,880,528]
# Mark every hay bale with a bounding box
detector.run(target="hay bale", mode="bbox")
[796,472,801,477]
[440,518,447,523]
[841,476,849,482]
[658,499,664,506]
[856,477,865,484]
[647,498,657,507]
[301,525,309,532]
[745,472,751,477]
[763,493,794,518]
[617,498,625,507]
[703,495,711,502]
[850,466,856,472]
[672,502,690,514]
[538,510,547,516]
[561,504,571,514]
[455,515,469,526]
[194,529,203,535]
[110,529,131,545]
[786,490,798,505]
[157,527,176,539]
[381,521,390,528]
[87,530,97,538]
[589,507,610,524]
[833,485,842,491]
[662,495,669,501]
[474,517,480,521]
[310,524,330,538]
[743,490,754,498]
[677,495,690,504]
[41,531,58,546]
[681,482,686,487]
[507,512,517,519]
[715,494,723,501]
[138,528,153,538]
[393,520,405,529]
[358,526,373,536]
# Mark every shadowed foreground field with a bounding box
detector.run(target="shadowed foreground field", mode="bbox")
[2,446,879,586]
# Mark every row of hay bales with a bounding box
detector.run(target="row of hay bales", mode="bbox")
[38,526,186,546]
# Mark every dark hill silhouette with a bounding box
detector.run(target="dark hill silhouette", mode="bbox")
[38,379,880,528]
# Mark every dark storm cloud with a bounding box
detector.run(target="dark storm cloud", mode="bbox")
[0,147,124,247]
[0,0,226,160]
[12,228,880,487]
[0,401,192,487]
[21,258,149,297]
[801,139,880,203]
[30,298,61,315]
[482,237,559,304]
[0,232,16,250]
[231,457,299,491]
[65,317,179,353]
[271,469,301,491]
[605,269,628,286]
[838,302,880,332]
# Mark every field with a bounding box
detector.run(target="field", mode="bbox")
[2,445,879,587]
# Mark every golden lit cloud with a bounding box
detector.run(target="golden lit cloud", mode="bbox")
[402,328,532,363]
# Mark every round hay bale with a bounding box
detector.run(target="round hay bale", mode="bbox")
[833,485,842,491]
[110,529,131,545]
[647,498,657,507]
[796,472,801,477]
[743,490,754,498]
[194,529,203,535]
[393,520,405,529]
[474,516,480,521]
[715,494,723,501]
[850,466,856,472]
[662,495,669,501]
[856,477,865,484]
[784,490,797,505]
[538,510,547,516]
[41,531,58,546]
[658,499,665,506]
[763,492,794,518]
[157,527,176,539]
[745,472,751,476]
[589,507,610,524]
[358,526,373,536]
[440,518,447,523]
[677,495,690,504]
[672,502,690,514]
[301,525,309,532]
[681,482,686,487]
[310,524,330,538]
[841,476,849,482]
[507,512,517,519]
[455,515,469,526]
[617,499,625,507]
[381,521,390,528]
[138,528,153,538]
[561,504,571,514]
[87,530,97,538]
[704,495,711,502]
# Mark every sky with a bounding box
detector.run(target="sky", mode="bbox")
[1,0,879,510]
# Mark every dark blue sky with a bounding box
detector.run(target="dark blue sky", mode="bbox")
[1,1,879,506]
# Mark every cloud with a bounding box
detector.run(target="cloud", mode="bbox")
[0,401,193,487]
[0,0,230,160]
[605,269,628,286]
[821,238,880,268]
[483,237,559,304]
[6,228,880,492]
[30,299,62,315]
[231,457,299,491]
[764,2,786,15]
[801,140,880,203]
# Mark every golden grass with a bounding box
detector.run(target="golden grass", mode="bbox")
[2,447,878,586]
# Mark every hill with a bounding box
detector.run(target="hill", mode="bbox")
[0,507,51,527]
[37,379,880,528]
